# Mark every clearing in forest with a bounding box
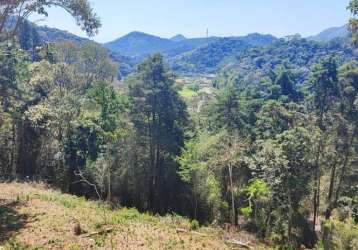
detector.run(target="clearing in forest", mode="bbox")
[0,183,266,250]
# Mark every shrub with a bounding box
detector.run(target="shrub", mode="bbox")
[190,219,200,230]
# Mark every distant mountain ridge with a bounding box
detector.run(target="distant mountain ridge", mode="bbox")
[170,33,278,73]
[104,31,219,59]
[7,16,90,44]
[103,31,278,61]
[15,20,353,77]
[307,25,349,42]
[36,25,90,44]
[170,34,187,42]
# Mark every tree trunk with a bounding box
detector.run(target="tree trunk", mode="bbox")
[334,126,356,207]
[11,121,17,180]
[107,162,111,202]
[194,190,198,220]
[287,192,293,242]
[325,161,337,220]
[264,205,273,238]
[228,163,235,225]
[313,138,323,229]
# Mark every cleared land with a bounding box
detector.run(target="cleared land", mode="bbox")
[0,183,267,250]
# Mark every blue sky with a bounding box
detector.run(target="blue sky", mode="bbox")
[30,0,351,43]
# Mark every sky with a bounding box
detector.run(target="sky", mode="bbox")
[30,0,351,43]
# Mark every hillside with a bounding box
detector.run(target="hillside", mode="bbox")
[170,34,187,42]
[104,31,219,59]
[36,26,90,44]
[307,24,349,42]
[17,21,353,77]
[170,33,277,74]
[214,37,357,87]
[0,183,266,250]
[104,31,176,58]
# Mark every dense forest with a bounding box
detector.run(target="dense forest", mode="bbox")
[1,0,358,249]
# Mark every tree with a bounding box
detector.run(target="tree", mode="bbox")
[128,54,187,212]
[177,133,224,222]
[78,42,119,88]
[348,0,358,45]
[252,127,315,246]
[0,0,101,41]
[310,57,339,229]
[255,100,293,139]
[240,178,270,236]
[17,19,41,60]
[274,70,301,102]
[325,61,358,219]
[205,84,247,134]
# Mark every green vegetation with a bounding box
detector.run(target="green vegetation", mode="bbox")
[179,87,198,98]
[2,183,261,249]
[0,1,357,249]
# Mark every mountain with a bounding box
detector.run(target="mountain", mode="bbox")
[307,25,349,42]
[104,32,277,72]
[170,34,187,42]
[104,31,217,59]
[8,16,90,44]
[214,37,356,88]
[36,25,90,44]
[104,31,175,58]
[170,33,278,74]
[16,21,354,78]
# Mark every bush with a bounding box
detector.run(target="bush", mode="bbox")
[240,206,253,218]
[190,219,200,230]
[187,83,200,92]
[322,218,358,250]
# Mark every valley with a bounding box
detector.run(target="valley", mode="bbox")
[1,1,357,249]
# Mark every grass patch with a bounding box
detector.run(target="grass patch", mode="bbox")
[179,87,198,98]
[2,238,43,250]
[0,183,264,249]
[111,208,156,225]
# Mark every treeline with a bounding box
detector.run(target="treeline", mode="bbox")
[0,0,358,249]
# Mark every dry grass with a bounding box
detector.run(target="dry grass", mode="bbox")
[0,183,268,250]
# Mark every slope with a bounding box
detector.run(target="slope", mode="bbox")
[0,183,268,250]
[214,37,357,87]
[307,25,349,42]
[170,33,277,74]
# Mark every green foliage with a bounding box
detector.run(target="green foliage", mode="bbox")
[348,0,358,45]
[240,207,253,218]
[243,179,270,200]
[187,83,200,92]
[323,218,358,250]
[171,34,276,73]
[179,87,199,98]
[177,133,224,222]
[126,54,188,211]
[0,2,357,249]
[190,219,200,230]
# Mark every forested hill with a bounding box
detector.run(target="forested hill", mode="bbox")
[104,31,182,58]
[13,18,89,45]
[169,34,277,74]
[104,32,277,64]
[307,24,349,42]
[213,37,357,87]
[18,20,352,78]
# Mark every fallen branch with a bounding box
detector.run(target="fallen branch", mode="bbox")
[82,227,114,238]
[176,228,188,233]
[226,240,252,249]
[192,231,209,237]
[176,228,209,237]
